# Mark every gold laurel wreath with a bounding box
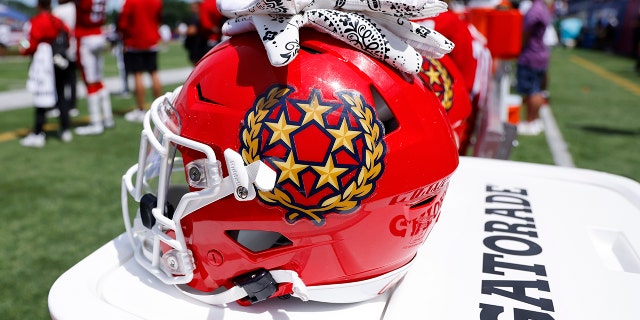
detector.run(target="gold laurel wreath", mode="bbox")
[240,86,385,225]
[427,59,453,111]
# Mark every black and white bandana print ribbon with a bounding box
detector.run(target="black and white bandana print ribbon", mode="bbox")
[219,0,454,74]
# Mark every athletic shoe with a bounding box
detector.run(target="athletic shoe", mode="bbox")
[104,119,115,129]
[124,109,146,123]
[46,108,60,118]
[60,130,73,142]
[20,133,46,148]
[517,119,544,136]
[75,124,104,136]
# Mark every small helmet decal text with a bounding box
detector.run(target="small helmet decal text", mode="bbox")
[240,85,386,226]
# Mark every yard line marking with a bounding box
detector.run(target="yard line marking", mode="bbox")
[540,106,575,167]
[0,128,30,142]
[0,118,90,143]
[0,106,141,143]
[570,55,640,96]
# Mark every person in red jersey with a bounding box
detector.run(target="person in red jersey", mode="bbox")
[74,0,113,135]
[19,0,72,147]
[199,0,225,54]
[117,0,163,123]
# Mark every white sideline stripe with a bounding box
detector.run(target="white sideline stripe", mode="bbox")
[540,106,575,167]
[0,67,193,112]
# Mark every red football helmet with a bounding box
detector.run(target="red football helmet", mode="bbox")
[122,29,459,306]
[419,55,474,154]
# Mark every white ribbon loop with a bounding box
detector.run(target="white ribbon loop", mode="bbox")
[218,0,453,73]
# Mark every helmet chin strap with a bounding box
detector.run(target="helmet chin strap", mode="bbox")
[177,269,309,305]
[176,258,415,306]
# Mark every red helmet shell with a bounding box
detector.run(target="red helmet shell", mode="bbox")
[419,55,473,153]
[172,29,459,295]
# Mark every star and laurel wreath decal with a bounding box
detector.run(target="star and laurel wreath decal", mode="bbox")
[421,58,453,111]
[240,85,386,226]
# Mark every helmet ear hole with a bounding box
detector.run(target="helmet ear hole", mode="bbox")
[196,83,217,104]
[370,86,399,134]
[225,230,293,253]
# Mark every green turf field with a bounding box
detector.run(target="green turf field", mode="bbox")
[0,42,192,319]
[510,47,640,181]
[0,42,638,319]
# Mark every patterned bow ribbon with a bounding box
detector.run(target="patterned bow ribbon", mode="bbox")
[218,0,454,73]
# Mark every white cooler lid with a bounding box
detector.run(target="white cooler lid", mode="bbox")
[386,157,640,319]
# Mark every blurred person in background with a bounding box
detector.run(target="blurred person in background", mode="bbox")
[52,0,78,118]
[183,1,206,65]
[19,0,71,147]
[107,23,130,97]
[117,0,163,123]
[199,0,225,54]
[516,0,553,136]
[74,0,114,135]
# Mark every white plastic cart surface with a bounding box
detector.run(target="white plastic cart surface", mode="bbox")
[49,157,640,319]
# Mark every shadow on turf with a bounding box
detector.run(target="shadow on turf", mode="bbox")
[570,124,640,136]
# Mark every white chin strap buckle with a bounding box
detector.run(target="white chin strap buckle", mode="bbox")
[233,269,310,304]
[178,269,308,305]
